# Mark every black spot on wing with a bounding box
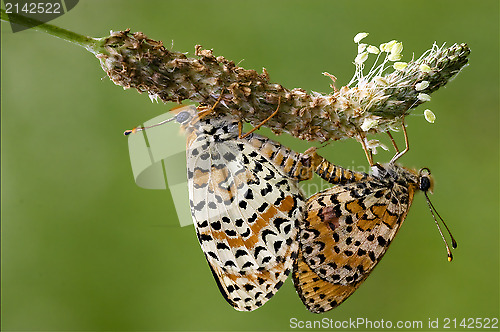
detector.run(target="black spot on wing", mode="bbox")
[217,242,230,250]
[261,229,278,244]
[193,200,205,211]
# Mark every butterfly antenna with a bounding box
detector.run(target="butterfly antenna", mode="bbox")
[425,192,457,248]
[123,117,176,136]
[424,192,457,261]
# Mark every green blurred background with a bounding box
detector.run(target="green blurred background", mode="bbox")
[1,1,498,331]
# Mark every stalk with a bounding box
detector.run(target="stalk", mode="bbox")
[1,11,470,143]
[1,9,106,55]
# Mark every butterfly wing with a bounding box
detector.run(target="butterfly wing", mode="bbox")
[293,248,364,313]
[187,129,306,311]
[293,169,417,313]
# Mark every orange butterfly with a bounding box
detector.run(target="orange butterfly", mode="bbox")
[293,124,456,313]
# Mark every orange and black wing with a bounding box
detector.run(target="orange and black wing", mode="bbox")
[294,168,417,313]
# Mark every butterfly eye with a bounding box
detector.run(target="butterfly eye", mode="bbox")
[419,175,431,191]
[418,167,432,191]
[175,111,192,124]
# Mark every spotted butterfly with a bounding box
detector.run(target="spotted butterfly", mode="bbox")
[171,105,314,311]
[293,153,450,313]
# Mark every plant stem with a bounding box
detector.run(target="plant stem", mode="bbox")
[1,10,470,143]
[0,9,106,55]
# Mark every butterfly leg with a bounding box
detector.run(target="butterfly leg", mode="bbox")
[389,118,409,164]
[239,96,281,139]
[238,120,244,138]
[386,131,400,153]
[358,133,375,167]
[190,90,226,125]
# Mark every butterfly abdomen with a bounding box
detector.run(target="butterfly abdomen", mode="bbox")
[315,156,370,185]
[245,133,313,182]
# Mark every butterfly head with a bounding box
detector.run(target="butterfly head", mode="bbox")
[169,105,198,128]
[380,163,435,194]
[418,167,434,194]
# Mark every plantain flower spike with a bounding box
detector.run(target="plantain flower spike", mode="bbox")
[96,30,469,142]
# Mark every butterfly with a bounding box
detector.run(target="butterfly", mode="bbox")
[165,104,314,311]
[292,151,456,313]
